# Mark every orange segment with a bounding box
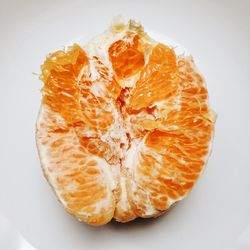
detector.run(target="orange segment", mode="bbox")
[36,107,115,225]
[108,34,145,80]
[128,57,215,215]
[128,44,178,110]
[41,44,89,125]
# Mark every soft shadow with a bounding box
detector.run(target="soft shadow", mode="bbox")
[109,216,159,230]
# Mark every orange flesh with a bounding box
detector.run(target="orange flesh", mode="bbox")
[108,34,145,80]
[38,31,215,225]
[41,44,88,125]
[128,43,178,110]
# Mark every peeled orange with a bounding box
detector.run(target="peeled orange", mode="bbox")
[36,18,216,226]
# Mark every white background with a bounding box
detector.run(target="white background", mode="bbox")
[0,0,250,249]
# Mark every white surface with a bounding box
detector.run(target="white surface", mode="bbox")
[0,213,36,250]
[0,0,250,250]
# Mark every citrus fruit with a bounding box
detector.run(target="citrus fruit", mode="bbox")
[36,18,216,226]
